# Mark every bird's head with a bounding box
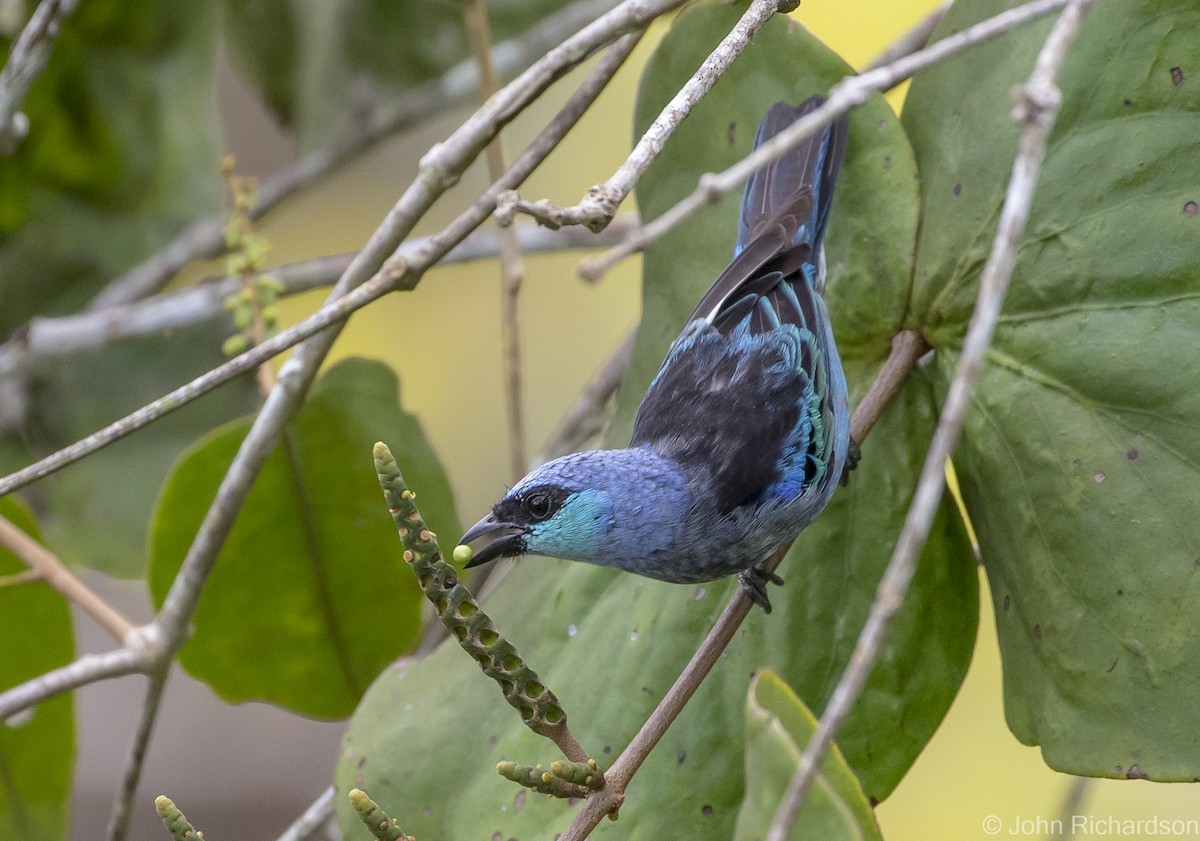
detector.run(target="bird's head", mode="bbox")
[456,459,614,569]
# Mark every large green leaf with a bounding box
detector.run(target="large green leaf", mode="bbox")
[0,498,74,841]
[149,358,459,718]
[734,670,881,841]
[222,0,567,149]
[903,0,1200,778]
[335,7,975,839]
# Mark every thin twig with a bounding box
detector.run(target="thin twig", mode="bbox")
[496,0,794,233]
[560,328,929,840]
[0,217,636,383]
[1048,777,1093,841]
[577,0,1071,281]
[0,270,397,497]
[0,569,42,588]
[465,0,529,480]
[0,646,149,721]
[106,668,169,841]
[0,0,79,153]
[84,0,623,310]
[275,787,336,841]
[862,1,951,72]
[533,328,636,466]
[0,0,676,498]
[765,3,1092,839]
[0,513,135,642]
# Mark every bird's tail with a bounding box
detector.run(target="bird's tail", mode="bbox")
[734,97,848,258]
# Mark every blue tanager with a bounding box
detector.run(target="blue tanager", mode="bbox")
[458,97,852,612]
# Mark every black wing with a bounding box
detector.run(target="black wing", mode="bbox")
[630,98,849,513]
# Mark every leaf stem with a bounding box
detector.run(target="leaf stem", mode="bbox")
[861,1,951,72]
[0,513,135,642]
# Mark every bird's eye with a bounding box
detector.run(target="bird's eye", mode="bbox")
[526,492,553,520]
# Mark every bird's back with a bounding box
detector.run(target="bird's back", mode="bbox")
[630,98,851,563]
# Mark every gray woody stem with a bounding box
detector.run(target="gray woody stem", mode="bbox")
[577,0,1072,280]
[765,2,1093,839]
[0,0,79,152]
[0,214,635,382]
[84,0,623,310]
[464,0,530,480]
[497,0,793,232]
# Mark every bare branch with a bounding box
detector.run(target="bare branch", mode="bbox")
[0,217,636,382]
[84,0,624,310]
[465,0,529,479]
[560,328,929,839]
[0,270,395,497]
[578,0,1071,281]
[1049,777,1093,841]
[0,569,41,588]
[0,646,148,721]
[106,669,169,841]
[0,514,134,642]
[849,330,930,445]
[766,3,1093,838]
[496,0,792,233]
[862,1,951,72]
[275,788,337,841]
[0,0,79,153]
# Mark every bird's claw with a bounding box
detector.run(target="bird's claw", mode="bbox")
[839,439,862,486]
[739,564,785,613]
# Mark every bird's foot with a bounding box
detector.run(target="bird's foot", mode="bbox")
[738,564,784,613]
[839,439,862,486]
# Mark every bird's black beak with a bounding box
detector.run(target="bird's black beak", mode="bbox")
[457,512,525,568]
